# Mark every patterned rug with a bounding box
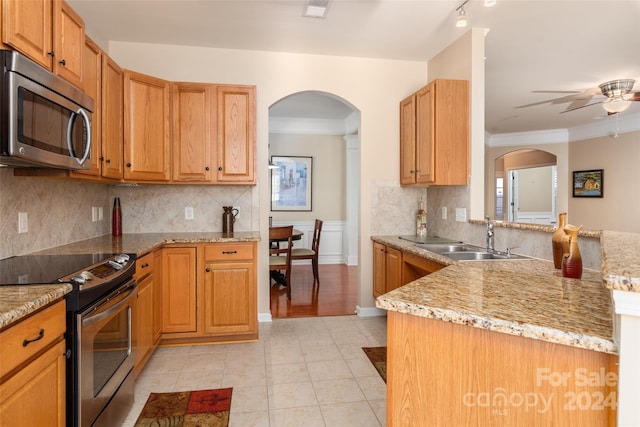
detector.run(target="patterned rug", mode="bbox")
[362,346,387,383]
[134,388,232,427]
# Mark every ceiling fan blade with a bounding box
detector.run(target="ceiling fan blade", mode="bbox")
[624,91,640,101]
[531,90,582,94]
[565,96,596,111]
[559,101,604,114]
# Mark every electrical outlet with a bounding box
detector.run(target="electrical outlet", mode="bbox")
[92,207,99,222]
[185,207,194,220]
[455,208,467,222]
[441,207,447,220]
[98,206,104,221]
[18,212,28,233]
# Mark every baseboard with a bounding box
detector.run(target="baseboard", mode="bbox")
[356,305,387,317]
[258,312,273,322]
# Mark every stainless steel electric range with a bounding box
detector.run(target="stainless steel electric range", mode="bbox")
[0,252,137,427]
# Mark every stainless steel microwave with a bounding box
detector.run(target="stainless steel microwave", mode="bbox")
[0,49,93,169]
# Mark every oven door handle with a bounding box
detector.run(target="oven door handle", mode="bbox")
[82,281,136,327]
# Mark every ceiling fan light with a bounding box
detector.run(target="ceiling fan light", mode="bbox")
[602,99,632,114]
[456,8,468,27]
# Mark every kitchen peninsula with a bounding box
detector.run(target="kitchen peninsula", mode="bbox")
[373,235,619,426]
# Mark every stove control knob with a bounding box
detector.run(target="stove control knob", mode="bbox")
[114,254,130,264]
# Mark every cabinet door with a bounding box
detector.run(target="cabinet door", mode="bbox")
[162,247,197,334]
[172,83,213,182]
[2,0,53,70]
[399,94,417,185]
[152,249,163,344]
[124,70,171,181]
[202,261,256,336]
[135,273,154,376]
[215,85,255,184]
[0,340,66,427]
[415,83,435,184]
[52,0,83,88]
[71,36,101,179]
[373,242,387,297]
[101,54,124,179]
[385,247,402,293]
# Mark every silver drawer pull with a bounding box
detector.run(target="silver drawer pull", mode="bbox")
[23,329,45,347]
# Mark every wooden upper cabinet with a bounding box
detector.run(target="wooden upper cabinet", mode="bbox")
[52,0,84,88]
[400,79,469,186]
[171,83,214,182]
[2,0,53,69]
[2,0,84,87]
[216,85,255,184]
[124,70,171,182]
[70,36,101,179]
[101,54,124,180]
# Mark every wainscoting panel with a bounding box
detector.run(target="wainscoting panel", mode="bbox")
[272,220,345,264]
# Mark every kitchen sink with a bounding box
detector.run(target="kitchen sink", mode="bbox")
[413,242,531,261]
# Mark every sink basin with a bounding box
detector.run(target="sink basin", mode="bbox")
[415,244,472,253]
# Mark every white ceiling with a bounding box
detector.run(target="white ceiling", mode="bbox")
[70,0,640,135]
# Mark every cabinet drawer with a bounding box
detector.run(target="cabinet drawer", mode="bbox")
[0,300,66,379]
[204,243,254,262]
[136,252,154,278]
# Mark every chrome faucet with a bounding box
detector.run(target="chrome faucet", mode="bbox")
[486,216,495,252]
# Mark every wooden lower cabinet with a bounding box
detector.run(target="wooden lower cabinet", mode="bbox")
[373,242,402,297]
[387,311,618,426]
[0,300,66,427]
[134,251,155,376]
[202,243,257,338]
[161,247,197,336]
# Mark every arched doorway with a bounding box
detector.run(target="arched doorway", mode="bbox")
[268,91,361,316]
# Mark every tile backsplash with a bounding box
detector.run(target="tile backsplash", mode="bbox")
[0,168,258,259]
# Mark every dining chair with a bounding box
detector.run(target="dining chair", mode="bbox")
[291,219,323,284]
[269,225,294,299]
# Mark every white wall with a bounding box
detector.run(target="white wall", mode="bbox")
[108,41,428,317]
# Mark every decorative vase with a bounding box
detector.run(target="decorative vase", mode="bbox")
[112,197,122,237]
[552,212,569,269]
[562,224,582,279]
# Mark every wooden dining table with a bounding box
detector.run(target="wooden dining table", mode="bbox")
[269,227,303,287]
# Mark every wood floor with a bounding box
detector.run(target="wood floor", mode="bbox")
[270,263,358,318]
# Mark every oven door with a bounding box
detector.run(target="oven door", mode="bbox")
[77,279,136,427]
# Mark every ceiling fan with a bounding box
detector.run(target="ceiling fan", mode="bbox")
[516,79,640,114]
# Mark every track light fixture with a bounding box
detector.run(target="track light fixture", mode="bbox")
[455,0,469,28]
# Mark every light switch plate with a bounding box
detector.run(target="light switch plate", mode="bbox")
[441,207,447,220]
[92,207,99,222]
[455,208,466,222]
[18,212,28,233]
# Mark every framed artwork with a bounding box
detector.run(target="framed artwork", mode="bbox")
[270,156,312,211]
[572,169,603,198]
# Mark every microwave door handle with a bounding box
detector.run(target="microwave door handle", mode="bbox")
[66,108,92,165]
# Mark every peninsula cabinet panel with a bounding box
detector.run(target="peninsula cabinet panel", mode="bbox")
[153,249,163,344]
[387,311,618,427]
[216,85,256,184]
[101,54,124,180]
[400,79,469,186]
[172,83,214,182]
[124,70,171,182]
[134,272,154,377]
[162,247,197,335]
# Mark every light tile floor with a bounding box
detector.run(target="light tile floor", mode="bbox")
[123,315,388,427]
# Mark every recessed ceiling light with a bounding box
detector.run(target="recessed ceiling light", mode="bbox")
[304,0,329,18]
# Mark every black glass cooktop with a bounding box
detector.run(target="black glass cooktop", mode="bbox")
[0,253,116,285]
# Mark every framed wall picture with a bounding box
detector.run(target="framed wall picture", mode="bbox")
[572,169,603,198]
[270,156,312,211]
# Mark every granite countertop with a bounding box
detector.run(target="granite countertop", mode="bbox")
[600,230,640,292]
[372,235,617,355]
[0,283,72,329]
[0,232,261,330]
